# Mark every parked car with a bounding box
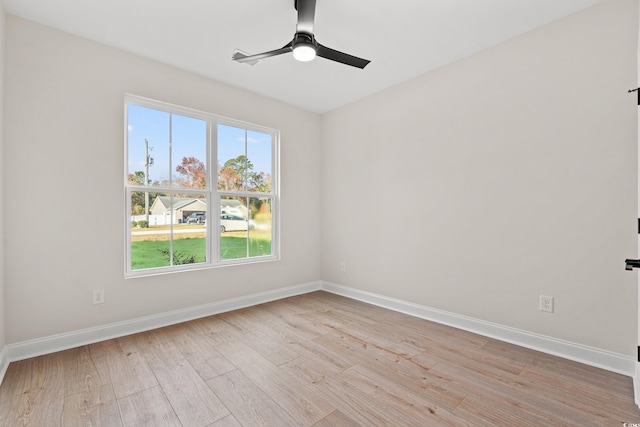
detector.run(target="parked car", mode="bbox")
[220,214,249,232]
[186,212,206,224]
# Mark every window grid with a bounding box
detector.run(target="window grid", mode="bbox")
[125,95,279,277]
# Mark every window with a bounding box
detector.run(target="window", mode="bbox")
[125,95,278,276]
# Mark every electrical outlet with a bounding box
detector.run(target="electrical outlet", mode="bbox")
[539,295,554,313]
[340,261,346,273]
[93,289,105,305]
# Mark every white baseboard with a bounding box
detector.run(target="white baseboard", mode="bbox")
[634,368,640,407]
[0,279,634,388]
[321,281,635,377]
[0,346,9,384]
[4,281,322,366]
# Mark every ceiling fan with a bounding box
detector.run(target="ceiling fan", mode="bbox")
[232,0,370,69]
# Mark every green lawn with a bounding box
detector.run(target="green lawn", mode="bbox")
[131,236,272,270]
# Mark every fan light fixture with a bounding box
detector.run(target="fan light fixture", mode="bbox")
[293,43,316,61]
[231,0,371,69]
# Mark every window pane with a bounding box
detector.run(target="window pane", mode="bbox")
[246,131,272,193]
[249,197,272,257]
[172,221,207,267]
[220,196,249,260]
[218,125,247,191]
[130,191,172,270]
[130,192,207,270]
[218,196,272,260]
[127,105,170,187]
[217,125,272,193]
[172,114,207,190]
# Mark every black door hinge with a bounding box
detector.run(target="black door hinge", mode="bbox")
[629,88,640,105]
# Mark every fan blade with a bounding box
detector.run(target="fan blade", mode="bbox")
[296,0,316,34]
[232,43,293,63]
[316,44,370,69]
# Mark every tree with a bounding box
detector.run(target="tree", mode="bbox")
[218,162,241,191]
[176,156,206,189]
[249,171,271,193]
[128,172,162,216]
[128,171,145,215]
[218,155,271,192]
[218,155,250,191]
[128,171,145,185]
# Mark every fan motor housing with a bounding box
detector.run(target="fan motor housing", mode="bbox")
[293,32,317,49]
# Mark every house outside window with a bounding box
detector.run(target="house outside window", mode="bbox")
[125,95,279,276]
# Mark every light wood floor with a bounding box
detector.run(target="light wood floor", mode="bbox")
[1,291,639,426]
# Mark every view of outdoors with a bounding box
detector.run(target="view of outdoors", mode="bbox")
[126,101,275,272]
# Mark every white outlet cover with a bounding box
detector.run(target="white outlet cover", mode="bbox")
[540,295,554,313]
[93,289,105,304]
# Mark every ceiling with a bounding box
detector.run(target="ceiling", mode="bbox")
[3,0,605,114]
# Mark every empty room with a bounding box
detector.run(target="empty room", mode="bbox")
[1,0,640,425]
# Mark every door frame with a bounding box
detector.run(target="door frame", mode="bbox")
[635,11,640,403]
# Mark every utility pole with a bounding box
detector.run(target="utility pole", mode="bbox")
[144,139,153,222]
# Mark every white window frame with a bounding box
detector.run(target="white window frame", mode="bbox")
[124,94,280,277]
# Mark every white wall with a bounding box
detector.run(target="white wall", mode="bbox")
[3,16,322,343]
[322,0,639,356]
